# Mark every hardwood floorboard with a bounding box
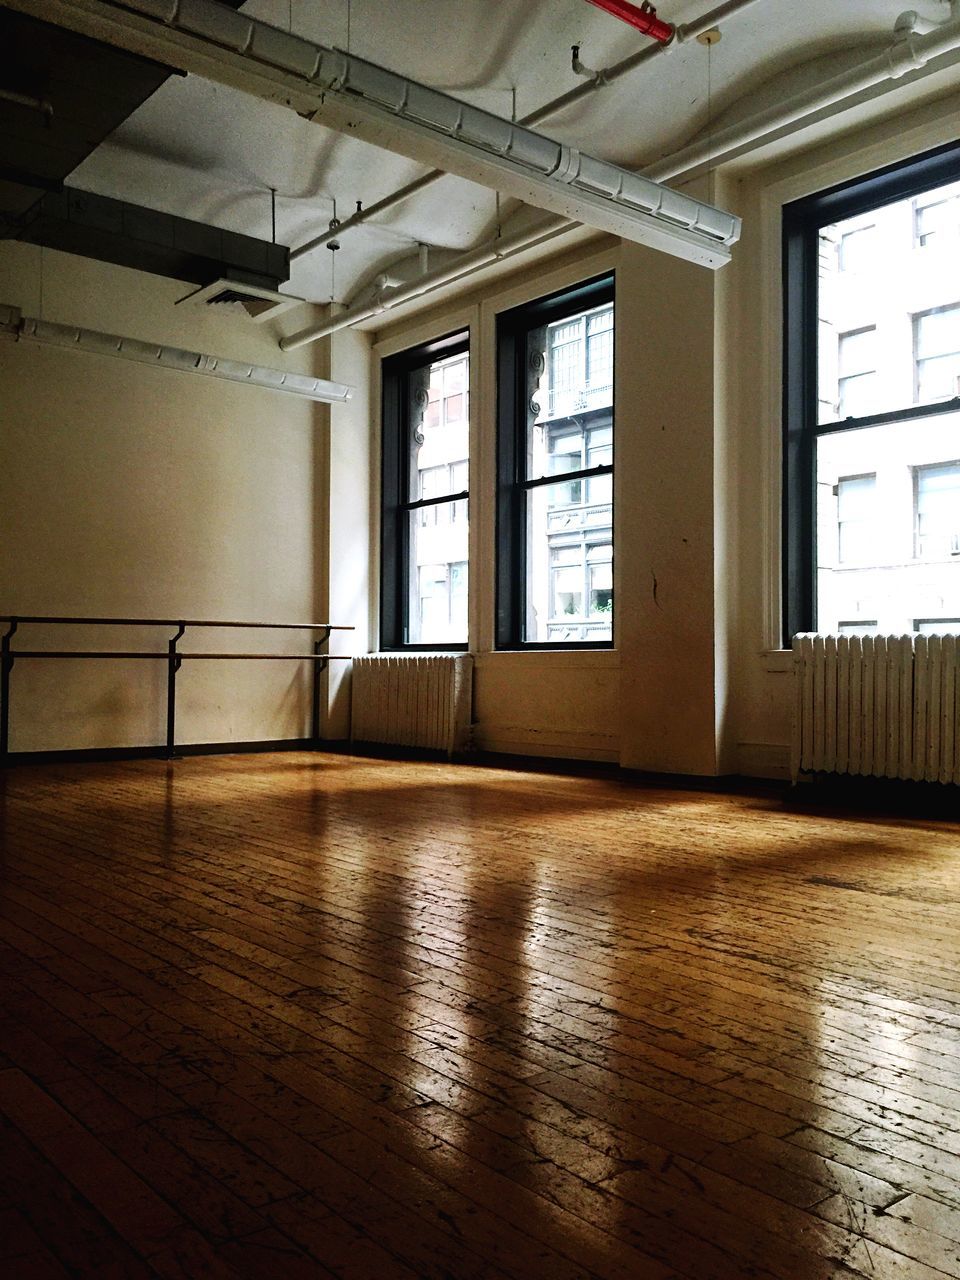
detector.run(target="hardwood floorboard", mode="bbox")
[2,752,960,1277]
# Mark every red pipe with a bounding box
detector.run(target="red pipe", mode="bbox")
[583,0,674,43]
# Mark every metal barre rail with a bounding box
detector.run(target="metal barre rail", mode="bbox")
[1,615,355,761]
[10,652,353,659]
[0,615,352,630]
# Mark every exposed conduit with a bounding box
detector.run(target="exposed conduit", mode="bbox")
[644,5,960,182]
[290,0,765,262]
[281,5,960,348]
[281,222,575,350]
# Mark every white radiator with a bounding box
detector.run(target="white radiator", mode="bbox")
[350,654,473,755]
[792,634,960,784]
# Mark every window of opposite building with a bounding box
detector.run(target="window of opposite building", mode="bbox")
[835,473,877,563]
[915,461,960,559]
[380,332,469,649]
[496,274,614,649]
[783,140,960,640]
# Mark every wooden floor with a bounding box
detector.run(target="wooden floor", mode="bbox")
[1,755,960,1279]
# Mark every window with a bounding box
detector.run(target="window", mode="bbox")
[915,617,960,634]
[497,275,614,647]
[837,620,877,636]
[914,305,960,403]
[915,462,960,558]
[837,328,877,418]
[784,140,960,641]
[381,332,469,648]
[836,473,876,563]
[914,182,960,247]
[839,224,875,272]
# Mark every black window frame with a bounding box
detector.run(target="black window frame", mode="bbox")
[380,329,469,651]
[782,138,960,644]
[496,272,615,650]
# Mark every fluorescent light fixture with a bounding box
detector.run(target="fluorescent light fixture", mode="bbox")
[18,0,741,269]
[175,278,307,322]
[0,305,353,402]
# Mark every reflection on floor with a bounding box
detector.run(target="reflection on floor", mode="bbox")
[1,752,959,1279]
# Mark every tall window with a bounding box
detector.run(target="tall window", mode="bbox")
[496,275,614,648]
[784,141,960,639]
[381,333,469,648]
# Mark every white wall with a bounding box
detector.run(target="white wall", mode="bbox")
[319,321,372,740]
[0,242,346,752]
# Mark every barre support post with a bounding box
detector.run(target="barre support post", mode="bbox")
[312,626,331,748]
[165,623,185,759]
[1,618,16,766]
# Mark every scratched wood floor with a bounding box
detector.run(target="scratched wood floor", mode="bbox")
[1,755,960,1278]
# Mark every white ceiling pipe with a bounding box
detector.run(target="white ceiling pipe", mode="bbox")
[279,7,960,348]
[290,0,765,262]
[1,306,353,401]
[644,9,960,182]
[6,0,739,268]
[280,222,573,351]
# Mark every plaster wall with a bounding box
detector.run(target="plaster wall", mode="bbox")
[0,242,340,752]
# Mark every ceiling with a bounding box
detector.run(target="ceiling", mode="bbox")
[4,0,960,321]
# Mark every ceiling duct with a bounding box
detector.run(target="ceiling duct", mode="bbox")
[14,187,290,293]
[9,0,742,269]
[0,6,174,228]
[0,303,353,402]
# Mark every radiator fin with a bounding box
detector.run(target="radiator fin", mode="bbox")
[792,634,960,784]
[351,654,473,755]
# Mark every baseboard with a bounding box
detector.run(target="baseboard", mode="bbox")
[1,739,335,766]
[735,741,792,781]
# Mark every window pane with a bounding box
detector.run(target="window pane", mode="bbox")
[403,348,469,646]
[818,193,960,423]
[526,478,613,644]
[410,351,470,502]
[530,303,614,448]
[407,504,469,644]
[816,413,960,634]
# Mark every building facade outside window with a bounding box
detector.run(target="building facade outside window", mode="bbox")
[784,143,960,639]
[380,333,469,649]
[496,275,614,648]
